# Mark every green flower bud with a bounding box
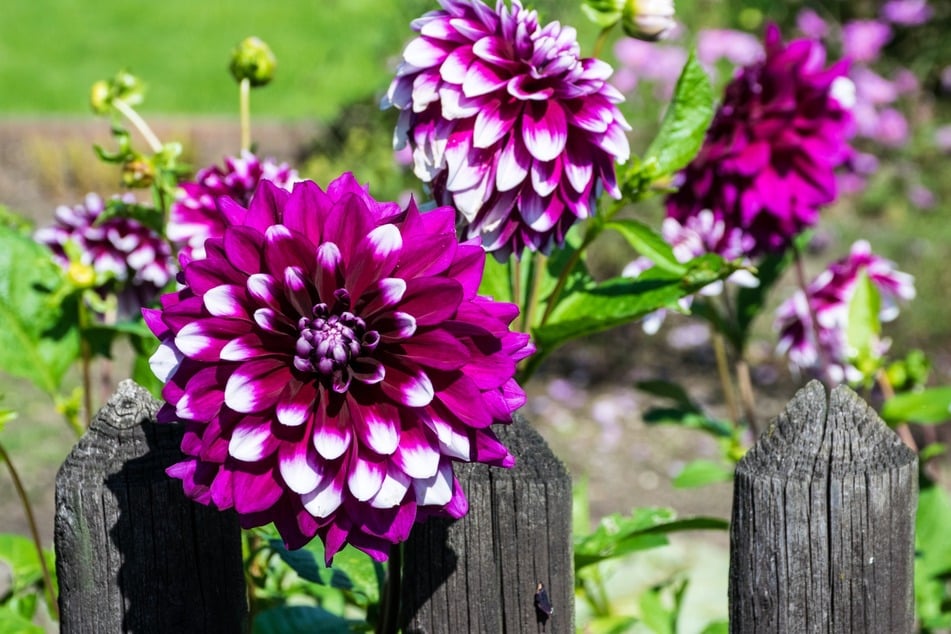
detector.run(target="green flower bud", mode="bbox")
[230,37,276,87]
[67,261,96,289]
[121,157,155,188]
[581,0,624,28]
[622,0,676,42]
[90,80,112,114]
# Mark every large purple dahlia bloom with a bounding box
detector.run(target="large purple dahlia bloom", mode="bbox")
[35,193,175,316]
[775,240,914,383]
[383,0,631,259]
[145,174,533,561]
[167,150,298,262]
[667,24,854,256]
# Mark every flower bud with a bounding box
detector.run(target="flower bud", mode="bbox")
[229,37,276,87]
[622,0,676,41]
[90,80,112,114]
[67,261,97,288]
[122,157,155,188]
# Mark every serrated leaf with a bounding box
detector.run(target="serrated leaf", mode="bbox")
[881,387,951,425]
[673,459,733,488]
[0,605,44,634]
[605,219,685,275]
[0,226,80,394]
[252,605,360,634]
[644,50,714,176]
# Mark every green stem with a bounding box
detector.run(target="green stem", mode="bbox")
[512,257,523,331]
[377,543,402,634]
[0,441,59,620]
[712,330,740,426]
[78,298,93,430]
[112,98,163,153]
[523,252,546,333]
[240,78,252,152]
[592,26,612,59]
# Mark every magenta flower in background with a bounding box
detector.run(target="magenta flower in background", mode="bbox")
[796,9,829,39]
[881,0,933,26]
[35,193,175,316]
[666,24,854,256]
[167,150,298,262]
[842,20,892,64]
[383,0,631,259]
[775,240,915,383]
[697,29,764,68]
[145,174,533,562]
[612,38,687,98]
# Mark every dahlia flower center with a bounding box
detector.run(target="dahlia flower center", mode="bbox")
[293,296,380,379]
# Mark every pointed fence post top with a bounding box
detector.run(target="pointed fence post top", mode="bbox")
[739,380,917,479]
[88,378,160,434]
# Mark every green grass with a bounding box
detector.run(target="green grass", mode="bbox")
[0,0,434,118]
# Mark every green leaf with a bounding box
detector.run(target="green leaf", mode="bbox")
[0,605,43,634]
[574,508,728,570]
[881,387,951,425]
[0,408,16,434]
[477,254,513,304]
[644,50,714,176]
[642,408,734,438]
[639,584,675,634]
[916,484,951,580]
[0,534,44,595]
[673,460,733,488]
[572,476,592,536]
[325,545,385,606]
[636,380,701,413]
[846,269,881,375]
[604,219,686,275]
[586,616,639,634]
[98,200,165,235]
[529,255,730,372]
[735,244,795,350]
[700,620,730,634]
[919,442,947,463]
[0,226,80,394]
[252,605,360,634]
[580,2,622,28]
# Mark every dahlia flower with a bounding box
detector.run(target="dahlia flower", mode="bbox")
[167,150,298,261]
[775,240,915,383]
[666,24,854,256]
[623,210,758,334]
[145,173,533,562]
[35,192,175,316]
[383,0,631,259]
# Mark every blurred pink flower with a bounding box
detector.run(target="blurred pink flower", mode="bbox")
[612,39,687,98]
[796,9,829,39]
[697,29,764,67]
[874,108,909,146]
[881,0,933,26]
[842,20,892,63]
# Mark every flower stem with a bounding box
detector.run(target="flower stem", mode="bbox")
[523,252,547,333]
[712,329,740,426]
[111,98,163,154]
[240,78,252,152]
[512,257,524,331]
[377,543,402,634]
[592,26,612,59]
[0,441,59,621]
[792,244,832,382]
[735,359,758,438]
[78,298,94,430]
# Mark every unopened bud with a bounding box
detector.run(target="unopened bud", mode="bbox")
[90,80,112,114]
[230,37,276,87]
[67,261,97,288]
[622,0,676,41]
[122,157,155,188]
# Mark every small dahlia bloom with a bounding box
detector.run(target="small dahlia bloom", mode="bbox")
[775,240,915,383]
[623,210,758,334]
[145,174,533,562]
[666,24,854,256]
[35,193,175,316]
[167,150,298,261]
[383,0,631,259]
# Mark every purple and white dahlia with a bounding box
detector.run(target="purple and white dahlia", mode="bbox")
[383,0,631,259]
[145,173,533,561]
[35,192,175,316]
[775,240,915,383]
[167,150,298,262]
[667,24,854,256]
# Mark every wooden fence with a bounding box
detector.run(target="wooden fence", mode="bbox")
[53,379,917,633]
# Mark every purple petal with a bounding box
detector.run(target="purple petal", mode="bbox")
[462,60,508,98]
[279,441,325,494]
[347,454,386,501]
[204,284,249,319]
[473,99,516,149]
[232,466,283,514]
[381,365,434,408]
[523,100,567,162]
[412,460,453,506]
[495,133,531,192]
[229,419,278,461]
[276,381,318,427]
[302,471,344,518]
[350,398,400,455]
[313,403,352,460]
[393,426,440,479]
[369,467,412,509]
[224,358,288,413]
[175,318,251,362]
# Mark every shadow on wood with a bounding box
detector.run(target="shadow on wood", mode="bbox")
[55,380,247,633]
[401,413,573,633]
[729,381,918,633]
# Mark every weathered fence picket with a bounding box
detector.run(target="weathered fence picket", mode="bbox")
[729,380,918,633]
[52,379,920,633]
[54,380,248,633]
